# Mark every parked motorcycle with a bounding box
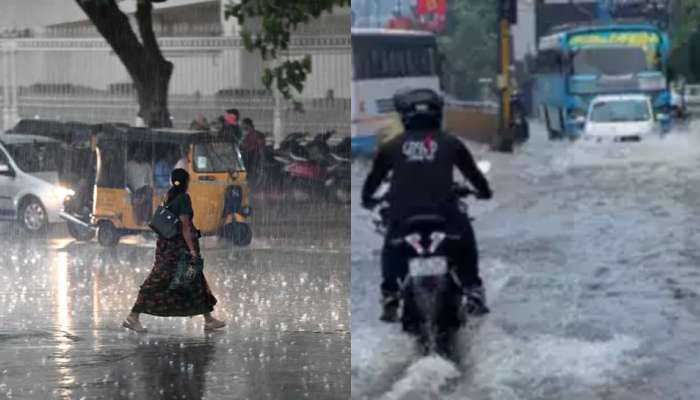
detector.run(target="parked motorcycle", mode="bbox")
[268,131,350,203]
[325,136,351,204]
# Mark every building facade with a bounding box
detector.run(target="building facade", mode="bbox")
[0,0,351,135]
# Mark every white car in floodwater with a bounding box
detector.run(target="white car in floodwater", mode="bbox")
[0,134,74,233]
[583,94,664,143]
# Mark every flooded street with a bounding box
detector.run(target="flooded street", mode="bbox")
[0,201,350,400]
[351,122,700,400]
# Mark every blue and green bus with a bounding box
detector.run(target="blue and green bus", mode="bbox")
[534,24,670,139]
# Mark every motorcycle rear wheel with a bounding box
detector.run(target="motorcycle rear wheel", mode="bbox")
[402,280,462,358]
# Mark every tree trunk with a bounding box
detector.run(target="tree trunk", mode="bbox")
[133,61,173,127]
[75,0,173,128]
[134,0,173,127]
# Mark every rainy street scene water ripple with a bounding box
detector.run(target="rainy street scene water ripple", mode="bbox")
[0,200,350,400]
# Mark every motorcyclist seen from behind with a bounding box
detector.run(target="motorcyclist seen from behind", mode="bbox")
[361,88,493,323]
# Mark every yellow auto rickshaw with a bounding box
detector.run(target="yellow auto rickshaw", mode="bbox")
[91,125,252,247]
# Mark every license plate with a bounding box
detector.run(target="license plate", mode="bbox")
[408,257,448,277]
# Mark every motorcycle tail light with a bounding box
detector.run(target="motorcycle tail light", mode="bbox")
[405,233,424,255]
[428,232,446,254]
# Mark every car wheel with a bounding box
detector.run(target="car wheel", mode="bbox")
[97,220,120,247]
[67,221,95,242]
[18,198,48,235]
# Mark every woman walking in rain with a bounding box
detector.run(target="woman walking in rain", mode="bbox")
[122,168,226,332]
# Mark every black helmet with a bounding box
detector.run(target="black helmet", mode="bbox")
[393,88,443,129]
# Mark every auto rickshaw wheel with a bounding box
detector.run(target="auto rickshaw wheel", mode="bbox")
[67,221,95,242]
[221,222,252,246]
[97,220,120,247]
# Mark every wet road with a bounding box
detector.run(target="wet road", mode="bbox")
[352,123,700,400]
[0,200,349,399]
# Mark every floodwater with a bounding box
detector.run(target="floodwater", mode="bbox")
[352,122,700,400]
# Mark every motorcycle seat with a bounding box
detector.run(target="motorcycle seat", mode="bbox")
[400,214,447,233]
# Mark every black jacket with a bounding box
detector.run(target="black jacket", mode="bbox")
[362,130,492,222]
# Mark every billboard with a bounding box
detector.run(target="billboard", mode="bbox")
[415,0,447,32]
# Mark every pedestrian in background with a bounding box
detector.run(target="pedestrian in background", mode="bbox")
[190,114,210,131]
[127,147,154,225]
[154,147,177,192]
[221,108,242,142]
[123,168,225,333]
[241,117,266,185]
[174,146,189,171]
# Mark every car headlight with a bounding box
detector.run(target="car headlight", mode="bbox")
[51,186,75,199]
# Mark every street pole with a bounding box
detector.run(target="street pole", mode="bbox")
[273,82,284,149]
[1,41,10,131]
[496,0,515,152]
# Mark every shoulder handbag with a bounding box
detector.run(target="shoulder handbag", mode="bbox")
[148,194,182,239]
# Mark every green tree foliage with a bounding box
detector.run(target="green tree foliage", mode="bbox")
[226,0,350,108]
[438,0,497,100]
[668,0,700,81]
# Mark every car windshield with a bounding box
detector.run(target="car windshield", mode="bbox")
[192,141,245,173]
[5,142,60,173]
[589,99,651,123]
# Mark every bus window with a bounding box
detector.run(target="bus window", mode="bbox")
[353,36,439,79]
[572,47,649,75]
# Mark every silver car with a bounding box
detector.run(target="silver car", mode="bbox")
[0,134,74,233]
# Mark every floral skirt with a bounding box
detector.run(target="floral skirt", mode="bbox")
[131,236,217,317]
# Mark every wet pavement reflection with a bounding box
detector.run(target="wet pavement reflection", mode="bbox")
[0,202,349,399]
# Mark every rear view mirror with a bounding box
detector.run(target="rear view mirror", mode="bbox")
[575,116,586,126]
[0,163,11,175]
[477,160,491,175]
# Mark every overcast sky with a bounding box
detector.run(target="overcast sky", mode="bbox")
[0,0,85,28]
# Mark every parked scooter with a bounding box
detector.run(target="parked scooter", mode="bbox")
[268,131,350,202]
